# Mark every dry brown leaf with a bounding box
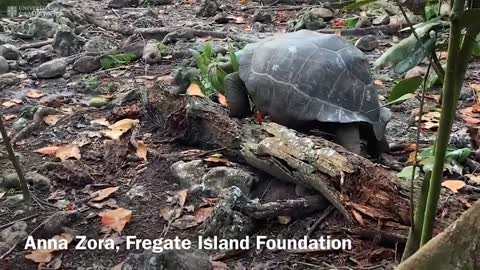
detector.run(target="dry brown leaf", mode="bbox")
[204,155,228,164]
[418,111,441,130]
[103,119,139,140]
[374,80,384,87]
[277,216,291,224]
[171,215,198,229]
[157,75,174,83]
[472,103,480,113]
[350,203,391,220]
[351,209,364,226]
[458,197,472,208]
[91,118,110,127]
[136,141,148,161]
[99,208,133,232]
[217,93,228,107]
[194,207,213,223]
[55,144,81,161]
[2,99,22,108]
[441,180,465,193]
[43,114,62,126]
[176,189,188,208]
[3,114,16,120]
[26,251,53,263]
[470,83,480,103]
[186,83,204,97]
[212,261,229,270]
[35,146,60,156]
[160,207,176,221]
[26,89,44,98]
[91,187,119,202]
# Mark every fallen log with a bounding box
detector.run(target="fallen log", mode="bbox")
[146,91,411,231]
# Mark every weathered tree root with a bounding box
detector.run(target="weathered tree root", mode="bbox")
[18,39,54,50]
[243,195,328,219]
[147,91,411,233]
[11,107,58,145]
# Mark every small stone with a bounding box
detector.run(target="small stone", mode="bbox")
[12,117,29,132]
[213,13,229,24]
[404,66,426,79]
[253,22,267,32]
[36,58,67,79]
[355,15,371,28]
[0,56,8,74]
[450,128,471,148]
[201,166,256,196]
[89,97,108,107]
[196,0,220,17]
[372,14,390,25]
[24,49,50,64]
[83,36,115,53]
[0,221,28,254]
[309,8,334,20]
[2,194,25,207]
[0,73,19,89]
[126,185,151,201]
[23,18,61,39]
[440,2,451,17]
[53,30,84,57]
[0,44,20,60]
[63,72,72,79]
[171,160,206,187]
[355,35,379,52]
[73,56,101,73]
[1,172,51,191]
[253,10,272,23]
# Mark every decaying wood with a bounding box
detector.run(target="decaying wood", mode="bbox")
[243,195,328,219]
[147,91,410,231]
[18,39,54,50]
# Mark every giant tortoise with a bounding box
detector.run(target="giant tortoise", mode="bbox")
[224,30,391,156]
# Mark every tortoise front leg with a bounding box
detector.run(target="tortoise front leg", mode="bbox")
[335,123,361,155]
[224,72,252,118]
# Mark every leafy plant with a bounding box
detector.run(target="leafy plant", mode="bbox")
[100,52,138,69]
[192,43,240,96]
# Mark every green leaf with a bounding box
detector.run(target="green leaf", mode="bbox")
[387,76,423,103]
[398,166,421,180]
[420,156,436,172]
[472,34,480,57]
[424,0,439,21]
[344,17,359,28]
[374,19,441,72]
[229,44,240,72]
[342,0,379,11]
[384,93,416,106]
[445,148,471,163]
[100,52,137,69]
[394,35,437,73]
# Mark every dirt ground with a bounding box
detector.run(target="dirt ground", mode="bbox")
[0,0,479,269]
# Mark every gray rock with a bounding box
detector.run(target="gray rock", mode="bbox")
[201,166,256,196]
[12,117,29,132]
[450,128,472,149]
[355,16,371,28]
[293,9,328,31]
[126,185,151,202]
[171,160,207,187]
[23,18,61,39]
[372,14,390,25]
[132,17,163,28]
[196,0,220,17]
[200,187,254,239]
[213,13,229,24]
[460,86,475,102]
[83,36,116,53]
[121,249,211,270]
[253,10,272,23]
[0,221,28,254]
[73,56,101,73]
[108,0,139,8]
[308,8,334,20]
[0,73,19,89]
[355,35,379,52]
[36,58,67,78]
[63,72,72,79]
[0,56,8,74]
[1,172,51,191]
[2,194,25,207]
[24,49,50,64]
[53,30,84,56]
[253,22,267,32]
[110,90,141,107]
[0,44,20,60]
